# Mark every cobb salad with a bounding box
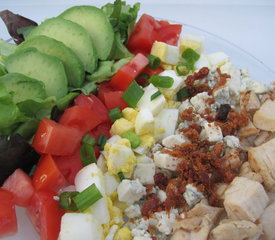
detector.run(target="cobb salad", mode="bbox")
[0,1,275,240]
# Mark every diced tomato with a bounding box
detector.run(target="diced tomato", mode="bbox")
[32,118,84,156]
[59,105,102,132]
[27,190,64,240]
[127,14,182,53]
[90,122,111,140]
[74,94,110,122]
[32,155,66,192]
[94,145,101,159]
[2,169,34,207]
[109,53,149,91]
[54,148,82,185]
[156,24,182,46]
[127,14,157,54]
[103,91,128,110]
[144,66,164,77]
[0,188,14,204]
[97,82,114,103]
[0,201,17,237]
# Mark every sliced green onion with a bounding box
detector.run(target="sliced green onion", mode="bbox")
[56,92,80,111]
[176,62,193,76]
[97,134,108,151]
[122,80,144,107]
[108,107,123,122]
[122,131,141,148]
[150,90,162,101]
[177,87,190,101]
[73,184,102,212]
[59,191,79,211]
[182,48,200,64]
[80,144,97,166]
[149,75,174,88]
[146,54,161,69]
[117,172,125,181]
[136,73,150,81]
[81,134,96,145]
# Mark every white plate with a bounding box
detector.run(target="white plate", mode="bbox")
[2,13,275,240]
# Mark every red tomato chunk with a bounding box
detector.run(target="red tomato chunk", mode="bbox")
[2,169,34,207]
[109,53,149,91]
[32,118,84,156]
[59,105,102,132]
[32,155,66,193]
[27,191,64,240]
[103,91,128,111]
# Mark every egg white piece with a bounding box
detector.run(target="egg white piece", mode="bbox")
[74,163,110,224]
[135,108,155,135]
[154,108,179,140]
[137,84,166,116]
[58,213,103,240]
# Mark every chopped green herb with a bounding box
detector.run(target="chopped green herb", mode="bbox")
[149,75,174,88]
[150,90,162,101]
[81,134,96,146]
[122,130,141,148]
[59,191,79,211]
[97,134,108,151]
[182,48,200,64]
[146,54,161,69]
[136,73,149,81]
[176,62,193,76]
[122,80,144,107]
[80,143,97,167]
[108,107,122,122]
[117,171,125,181]
[73,184,102,212]
[177,87,190,101]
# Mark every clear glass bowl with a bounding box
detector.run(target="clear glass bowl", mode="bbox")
[2,22,275,240]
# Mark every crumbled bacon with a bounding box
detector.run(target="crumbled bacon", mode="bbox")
[180,107,196,121]
[154,172,168,190]
[141,194,160,217]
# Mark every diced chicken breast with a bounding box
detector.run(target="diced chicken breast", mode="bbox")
[248,138,275,190]
[224,177,269,222]
[240,91,261,113]
[172,202,223,240]
[239,162,263,183]
[260,202,275,240]
[214,183,229,201]
[253,131,273,146]
[253,99,275,132]
[209,219,262,240]
[222,148,241,169]
[238,119,260,138]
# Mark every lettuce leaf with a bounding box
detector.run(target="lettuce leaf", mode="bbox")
[102,0,140,59]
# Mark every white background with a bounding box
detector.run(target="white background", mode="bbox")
[1,0,275,73]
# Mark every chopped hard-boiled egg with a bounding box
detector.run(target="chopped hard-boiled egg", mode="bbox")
[180,33,204,53]
[158,70,185,99]
[122,108,138,123]
[154,108,179,140]
[110,118,134,136]
[151,41,180,65]
[104,138,136,176]
[104,172,119,196]
[114,227,132,240]
[135,109,154,135]
[207,51,229,67]
[59,213,103,240]
[136,84,166,116]
[195,53,211,70]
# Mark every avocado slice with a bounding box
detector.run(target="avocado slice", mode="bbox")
[59,6,114,61]
[17,35,84,88]
[0,72,47,103]
[5,48,68,99]
[27,17,97,73]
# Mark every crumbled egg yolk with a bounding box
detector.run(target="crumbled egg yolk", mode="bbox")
[139,134,155,149]
[122,107,138,123]
[180,39,202,53]
[104,138,136,176]
[151,41,167,62]
[110,118,134,136]
[114,227,132,240]
[165,100,181,109]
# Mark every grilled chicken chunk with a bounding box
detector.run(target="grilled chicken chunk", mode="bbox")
[248,138,275,190]
[172,202,223,240]
[253,99,275,132]
[209,219,262,240]
[260,202,275,240]
[224,177,269,222]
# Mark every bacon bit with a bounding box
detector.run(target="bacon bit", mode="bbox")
[219,110,249,136]
[185,67,211,97]
[154,173,168,190]
[180,107,196,121]
[183,128,200,142]
[146,184,154,193]
[211,68,230,93]
[164,178,184,210]
[141,194,160,217]
[205,97,215,105]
